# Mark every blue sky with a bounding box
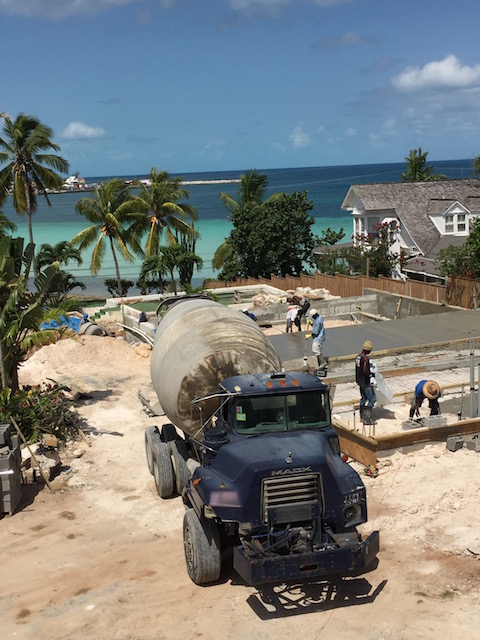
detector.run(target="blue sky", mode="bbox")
[2,0,480,176]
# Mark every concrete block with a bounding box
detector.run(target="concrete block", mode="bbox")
[446,436,464,452]
[422,415,447,428]
[465,435,480,452]
[402,419,422,430]
[0,447,21,472]
[0,423,11,445]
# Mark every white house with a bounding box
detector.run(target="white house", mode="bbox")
[339,179,480,282]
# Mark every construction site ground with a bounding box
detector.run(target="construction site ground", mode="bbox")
[1,315,480,639]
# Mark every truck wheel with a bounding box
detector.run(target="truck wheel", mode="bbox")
[183,509,221,585]
[152,442,175,498]
[171,440,189,495]
[145,426,161,475]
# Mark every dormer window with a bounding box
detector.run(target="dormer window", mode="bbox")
[442,203,470,235]
[445,215,454,233]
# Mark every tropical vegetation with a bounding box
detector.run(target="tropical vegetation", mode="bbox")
[437,218,480,279]
[216,190,318,280]
[0,113,69,259]
[71,178,144,297]
[212,170,318,279]
[35,241,86,304]
[315,221,404,278]
[0,236,61,392]
[401,148,446,182]
[129,168,199,257]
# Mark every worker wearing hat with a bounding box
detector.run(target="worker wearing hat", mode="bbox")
[409,379,442,419]
[307,308,327,369]
[355,340,376,423]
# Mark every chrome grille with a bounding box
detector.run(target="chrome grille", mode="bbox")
[262,473,322,524]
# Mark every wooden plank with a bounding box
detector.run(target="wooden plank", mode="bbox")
[376,418,480,450]
[333,419,378,469]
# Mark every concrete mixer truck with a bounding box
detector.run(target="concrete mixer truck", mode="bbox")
[144,297,379,586]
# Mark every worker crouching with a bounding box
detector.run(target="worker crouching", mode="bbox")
[409,380,442,419]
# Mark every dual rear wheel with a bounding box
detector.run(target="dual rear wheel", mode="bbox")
[145,425,190,498]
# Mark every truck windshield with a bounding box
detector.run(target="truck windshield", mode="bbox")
[234,391,330,434]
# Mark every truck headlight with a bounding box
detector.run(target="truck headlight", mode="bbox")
[343,504,361,522]
[342,489,365,526]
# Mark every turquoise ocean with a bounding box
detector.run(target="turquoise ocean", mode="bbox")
[2,159,474,296]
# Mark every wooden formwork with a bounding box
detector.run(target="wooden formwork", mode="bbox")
[333,417,480,471]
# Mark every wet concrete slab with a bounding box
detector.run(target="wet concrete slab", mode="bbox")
[268,308,480,363]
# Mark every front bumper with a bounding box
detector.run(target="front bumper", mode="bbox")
[232,530,380,585]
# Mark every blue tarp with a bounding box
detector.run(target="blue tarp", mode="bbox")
[41,315,82,333]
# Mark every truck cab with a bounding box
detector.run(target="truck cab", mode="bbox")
[179,371,379,585]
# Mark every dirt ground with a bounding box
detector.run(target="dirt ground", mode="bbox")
[2,335,480,640]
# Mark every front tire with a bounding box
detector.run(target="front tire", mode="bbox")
[183,508,221,585]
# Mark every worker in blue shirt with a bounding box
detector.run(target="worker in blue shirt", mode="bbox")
[409,380,441,418]
[242,308,257,321]
[307,308,327,369]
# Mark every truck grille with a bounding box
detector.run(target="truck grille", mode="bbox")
[262,473,322,525]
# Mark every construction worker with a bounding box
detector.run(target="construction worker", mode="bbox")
[242,308,257,321]
[409,380,442,418]
[307,308,327,369]
[355,340,376,423]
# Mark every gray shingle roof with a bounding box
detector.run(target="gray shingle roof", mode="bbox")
[341,179,480,255]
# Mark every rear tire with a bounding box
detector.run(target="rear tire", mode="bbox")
[183,508,221,585]
[152,442,175,498]
[145,426,161,475]
[171,440,189,495]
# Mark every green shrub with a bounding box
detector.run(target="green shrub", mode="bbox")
[0,380,80,443]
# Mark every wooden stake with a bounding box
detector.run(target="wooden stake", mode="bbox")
[10,417,55,493]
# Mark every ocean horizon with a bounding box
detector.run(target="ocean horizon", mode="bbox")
[2,158,475,297]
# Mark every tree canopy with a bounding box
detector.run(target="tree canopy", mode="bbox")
[218,191,317,280]
[0,113,69,255]
[401,148,446,182]
[71,179,143,296]
[437,218,480,279]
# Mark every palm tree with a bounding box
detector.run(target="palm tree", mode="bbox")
[35,241,85,304]
[401,148,446,182]
[0,113,69,254]
[0,211,17,238]
[0,236,61,391]
[219,168,269,213]
[213,169,279,271]
[71,179,144,296]
[129,168,199,258]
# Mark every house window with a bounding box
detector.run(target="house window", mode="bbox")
[457,214,466,232]
[445,215,454,233]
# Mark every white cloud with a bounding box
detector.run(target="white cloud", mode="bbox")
[228,0,350,17]
[289,123,311,148]
[392,54,480,91]
[345,127,356,137]
[314,30,378,50]
[0,0,137,19]
[61,121,106,139]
